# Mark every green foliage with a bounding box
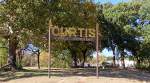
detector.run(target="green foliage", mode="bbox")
[52,50,72,68]
[101,1,142,53]
[104,2,141,27]
[139,0,150,19]
[0,37,8,67]
[48,1,98,67]
[51,0,96,28]
[0,0,50,48]
[0,0,150,70]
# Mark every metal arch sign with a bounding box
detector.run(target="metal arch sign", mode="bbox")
[48,21,100,78]
[49,26,96,41]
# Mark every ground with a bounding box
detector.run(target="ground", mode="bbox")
[0,67,150,83]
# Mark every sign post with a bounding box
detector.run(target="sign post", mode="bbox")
[48,20,52,78]
[96,23,99,78]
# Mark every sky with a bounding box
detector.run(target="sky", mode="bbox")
[101,48,113,57]
[94,0,130,4]
[0,0,130,4]
[92,48,113,57]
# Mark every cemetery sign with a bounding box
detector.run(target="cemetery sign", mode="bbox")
[50,26,96,41]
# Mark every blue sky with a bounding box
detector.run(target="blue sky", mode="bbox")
[94,0,129,4]
[0,0,129,4]
[93,48,113,57]
[102,48,113,57]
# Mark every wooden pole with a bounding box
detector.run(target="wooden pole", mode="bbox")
[96,23,99,78]
[48,20,51,78]
[0,56,1,68]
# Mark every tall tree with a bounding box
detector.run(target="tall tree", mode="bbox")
[101,2,142,67]
[0,0,49,70]
[49,0,98,67]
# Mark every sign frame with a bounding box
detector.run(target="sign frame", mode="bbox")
[48,20,100,78]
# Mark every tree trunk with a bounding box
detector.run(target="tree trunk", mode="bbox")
[81,49,87,67]
[68,42,78,68]
[73,53,77,67]
[37,51,40,69]
[82,54,86,67]
[8,36,18,70]
[113,55,116,67]
[19,49,23,69]
[121,53,125,69]
[16,49,23,69]
[136,57,141,68]
[71,50,77,68]
[113,51,116,67]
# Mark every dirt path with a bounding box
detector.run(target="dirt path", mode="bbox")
[0,68,150,83]
[1,76,148,83]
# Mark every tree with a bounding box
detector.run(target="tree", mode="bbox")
[0,0,49,70]
[49,0,98,68]
[134,0,150,68]
[101,2,142,68]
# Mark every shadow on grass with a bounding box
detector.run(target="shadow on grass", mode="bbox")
[0,68,150,82]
